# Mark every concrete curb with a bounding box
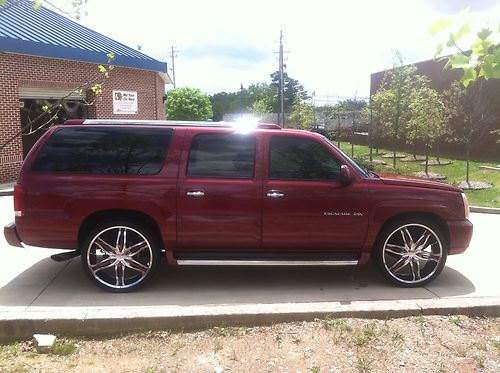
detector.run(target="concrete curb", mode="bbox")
[0,182,14,197]
[1,297,499,342]
[470,206,500,214]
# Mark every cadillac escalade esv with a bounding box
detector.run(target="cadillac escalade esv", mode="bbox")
[4,119,473,292]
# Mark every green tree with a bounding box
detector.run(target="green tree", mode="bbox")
[362,101,383,162]
[166,87,213,121]
[250,99,272,117]
[407,87,447,175]
[432,13,499,87]
[210,83,275,121]
[432,14,500,141]
[443,81,496,185]
[210,91,239,121]
[270,71,308,113]
[289,99,314,129]
[371,53,427,168]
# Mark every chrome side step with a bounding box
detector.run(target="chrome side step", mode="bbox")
[176,260,358,266]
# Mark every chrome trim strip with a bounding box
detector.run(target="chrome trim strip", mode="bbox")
[176,260,359,266]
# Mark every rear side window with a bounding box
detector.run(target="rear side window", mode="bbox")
[269,136,341,181]
[32,126,173,175]
[187,133,256,179]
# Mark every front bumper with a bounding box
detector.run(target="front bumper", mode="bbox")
[4,221,23,247]
[447,219,473,255]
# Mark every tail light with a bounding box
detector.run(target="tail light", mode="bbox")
[14,185,25,217]
[461,193,470,218]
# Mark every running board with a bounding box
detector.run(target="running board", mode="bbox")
[176,260,358,266]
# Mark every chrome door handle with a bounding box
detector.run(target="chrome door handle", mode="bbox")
[186,190,205,197]
[267,190,284,198]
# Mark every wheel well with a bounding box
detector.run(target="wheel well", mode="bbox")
[78,209,164,249]
[374,212,450,249]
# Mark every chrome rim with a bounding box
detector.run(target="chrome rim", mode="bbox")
[382,223,443,284]
[86,226,153,289]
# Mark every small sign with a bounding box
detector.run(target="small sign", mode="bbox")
[112,90,138,114]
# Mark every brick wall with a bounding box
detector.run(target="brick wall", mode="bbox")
[0,52,166,183]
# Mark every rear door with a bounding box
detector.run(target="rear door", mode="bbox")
[176,130,263,251]
[262,133,369,251]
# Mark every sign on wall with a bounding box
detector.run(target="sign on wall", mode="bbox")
[112,90,138,114]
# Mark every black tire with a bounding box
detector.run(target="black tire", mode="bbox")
[374,218,448,287]
[80,220,160,292]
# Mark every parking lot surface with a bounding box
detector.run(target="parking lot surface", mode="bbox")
[0,195,498,340]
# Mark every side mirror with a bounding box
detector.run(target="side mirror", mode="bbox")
[339,165,353,185]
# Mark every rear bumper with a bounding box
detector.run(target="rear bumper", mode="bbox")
[447,219,473,255]
[4,221,23,247]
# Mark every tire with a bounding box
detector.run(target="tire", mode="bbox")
[374,218,448,287]
[80,220,160,292]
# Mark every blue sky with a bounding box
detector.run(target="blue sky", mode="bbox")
[49,0,499,101]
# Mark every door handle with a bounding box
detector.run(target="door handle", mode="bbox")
[267,190,284,198]
[186,190,205,197]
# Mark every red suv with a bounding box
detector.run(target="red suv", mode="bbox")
[4,119,473,292]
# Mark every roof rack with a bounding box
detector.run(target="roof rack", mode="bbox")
[63,119,281,130]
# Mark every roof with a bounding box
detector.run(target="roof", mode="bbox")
[0,0,167,73]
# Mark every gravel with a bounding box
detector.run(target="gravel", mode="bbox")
[0,315,498,372]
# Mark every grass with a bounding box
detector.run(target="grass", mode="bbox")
[352,323,377,346]
[356,357,371,372]
[50,340,78,356]
[337,141,500,208]
[448,315,463,326]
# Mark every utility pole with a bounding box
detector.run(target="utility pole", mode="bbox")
[240,83,244,114]
[278,30,285,127]
[170,46,178,88]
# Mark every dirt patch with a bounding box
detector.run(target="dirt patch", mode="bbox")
[382,153,407,159]
[369,159,387,165]
[400,156,426,162]
[420,160,453,166]
[414,172,447,180]
[457,181,493,190]
[1,316,498,372]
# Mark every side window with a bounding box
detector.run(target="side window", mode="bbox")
[187,133,256,179]
[32,127,173,175]
[269,136,341,181]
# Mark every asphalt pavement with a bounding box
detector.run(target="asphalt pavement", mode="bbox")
[0,195,498,341]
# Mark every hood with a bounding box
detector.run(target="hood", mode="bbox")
[378,173,461,192]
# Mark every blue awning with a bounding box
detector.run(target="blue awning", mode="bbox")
[0,0,167,73]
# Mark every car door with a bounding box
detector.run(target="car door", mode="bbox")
[262,133,369,251]
[176,130,263,251]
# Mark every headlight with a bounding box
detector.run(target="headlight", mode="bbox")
[461,193,470,218]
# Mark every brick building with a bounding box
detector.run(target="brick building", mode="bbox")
[0,0,170,183]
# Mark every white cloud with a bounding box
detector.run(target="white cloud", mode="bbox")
[51,0,500,98]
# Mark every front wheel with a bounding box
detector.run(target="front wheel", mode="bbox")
[81,221,160,292]
[374,219,448,287]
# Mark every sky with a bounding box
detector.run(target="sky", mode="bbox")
[50,0,499,102]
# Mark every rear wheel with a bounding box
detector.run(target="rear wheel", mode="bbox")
[81,221,160,292]
[374,218,448,287]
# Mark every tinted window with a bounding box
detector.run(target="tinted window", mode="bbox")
[32,126,173,175]
[269,136,341,181]
[187,133,256,179]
